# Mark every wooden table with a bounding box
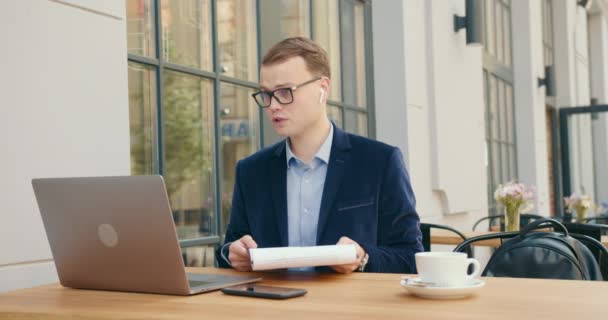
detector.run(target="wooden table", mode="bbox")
[0,267,605,319]
[432,229,608,247]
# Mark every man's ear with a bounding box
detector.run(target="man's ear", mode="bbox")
[319,77,330,103]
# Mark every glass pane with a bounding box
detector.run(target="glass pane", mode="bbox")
[128,62,158,175]
[345,110,367,137]
[542,0,548,45]
[217,0,258,81]
[312,0,342,101]
[484,0,495,56]
[341,0,367,107]
[498,80,507,142]
[163,71,216,239]
[483,70,489,138]
[219,83,260,235]
[492,141,501,186]
[327,105,343,128]
[126,0,156,57]
[546,0,553,47]
[505,84,514,144]
[503,7,511,67]
[182,245,215,267]
[495,2,503,64]
[502,143,510,181]
[489,75,499,140]
[354,1,367,107]
[161,0,213,70]
[509,144,517,181]
[486,141,494,211]
[281,0,310,38]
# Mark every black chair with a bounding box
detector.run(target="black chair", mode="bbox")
[472,213,544,231]
[581,215,608,224]
[562,222,608,280]
[455,222,608,280]
[420,223,472,258]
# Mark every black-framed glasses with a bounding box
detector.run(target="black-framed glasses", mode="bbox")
[251,77,322,108]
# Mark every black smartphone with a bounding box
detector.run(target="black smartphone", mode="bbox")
[221,284,307,299]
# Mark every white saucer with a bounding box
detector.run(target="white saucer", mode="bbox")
[400,277,485,300]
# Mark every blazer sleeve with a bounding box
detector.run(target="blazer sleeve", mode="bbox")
[215,160,251,268]
[359,147,423,273]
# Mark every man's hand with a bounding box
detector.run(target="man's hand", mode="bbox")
[330,236,366,274]
[228,235,258,271]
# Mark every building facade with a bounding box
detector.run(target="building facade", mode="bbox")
[2,0,608,292]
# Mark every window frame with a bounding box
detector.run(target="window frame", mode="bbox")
[482,0,517,216]
[127,0,375,252]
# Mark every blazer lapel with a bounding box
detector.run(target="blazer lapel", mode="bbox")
[316,126,352,244]
[270,142,289,247]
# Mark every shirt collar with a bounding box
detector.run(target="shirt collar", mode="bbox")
[286,121,333,168]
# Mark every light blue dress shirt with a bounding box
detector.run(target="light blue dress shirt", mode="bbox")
[285,123,333,253]
[220,124,334,268]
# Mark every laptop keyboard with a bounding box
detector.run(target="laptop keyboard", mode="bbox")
[188,280,214,288]
[186,273,257,289]
[187,273,224,288]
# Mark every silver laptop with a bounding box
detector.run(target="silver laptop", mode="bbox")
[32,175,260,295]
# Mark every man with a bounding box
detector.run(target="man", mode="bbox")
[216,37,422,274]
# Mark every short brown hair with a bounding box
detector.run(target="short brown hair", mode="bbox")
[262,37,331,79]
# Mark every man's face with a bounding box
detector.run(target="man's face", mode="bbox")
[259,56,327,138]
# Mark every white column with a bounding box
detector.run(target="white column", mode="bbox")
[424,0,486,217]
[0,0,129,292]
[510,1,550,215]
[373,0,487,227]
[371,0,409,160]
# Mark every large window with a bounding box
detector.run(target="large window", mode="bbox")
[482,0,516,216]
[126,0,373,266]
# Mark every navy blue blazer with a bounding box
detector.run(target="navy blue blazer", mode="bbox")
[216,125,423,273]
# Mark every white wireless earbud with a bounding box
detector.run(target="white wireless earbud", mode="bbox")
[319,89,325,103]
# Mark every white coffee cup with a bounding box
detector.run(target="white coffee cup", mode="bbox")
[415,252,481,287]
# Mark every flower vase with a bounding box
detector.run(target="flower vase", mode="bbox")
[505,207,520,232]
[576,208,587,223]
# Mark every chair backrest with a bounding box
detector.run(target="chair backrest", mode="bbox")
[581,215,608,225]
[472,214,544,231]
[420,223,467,252]
[562,222,608,280]
[455,219,606,281]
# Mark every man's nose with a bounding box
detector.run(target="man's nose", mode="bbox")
[268,96,282,111]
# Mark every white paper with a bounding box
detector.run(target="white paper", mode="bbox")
[249,244,358,271]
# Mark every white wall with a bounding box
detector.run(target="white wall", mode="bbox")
[371,0,409,162]
[373,0,487,233]
[0,0,129,292]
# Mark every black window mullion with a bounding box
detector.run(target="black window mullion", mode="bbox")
[210,0,222,240]
[338,0,346,129]
[309,0,314,40]
[363,0,375,139]
[153,0,165,176]
[256,0,264,148]
[164,62,216,79]
[218,75,259,89]
[128,53,159,67]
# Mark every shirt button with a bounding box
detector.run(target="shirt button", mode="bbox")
[304,179,310,183]
[304,208,309,213]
